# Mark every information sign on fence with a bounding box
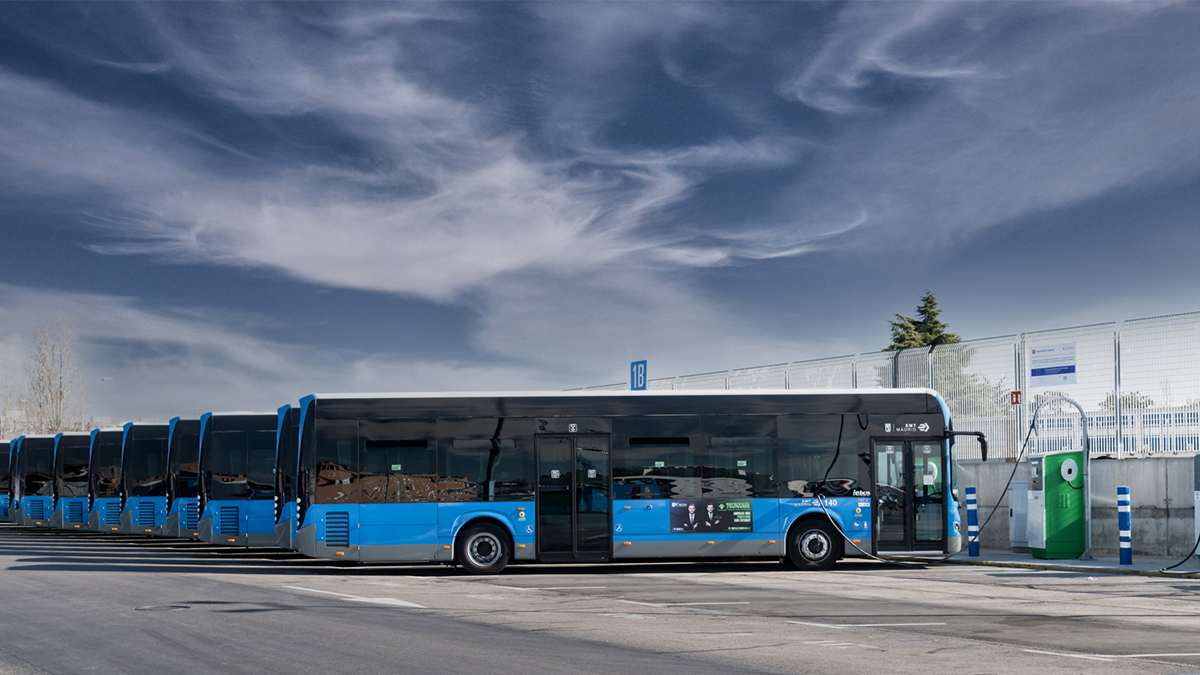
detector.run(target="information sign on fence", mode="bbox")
[1029,343,1077,387]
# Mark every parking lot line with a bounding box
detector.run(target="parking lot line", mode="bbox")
[283,585,426,609]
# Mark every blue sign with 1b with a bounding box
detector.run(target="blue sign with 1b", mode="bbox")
[631,360,647,390]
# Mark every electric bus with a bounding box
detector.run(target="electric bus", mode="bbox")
[12,434,56,527]
[291,390,972,574]
[87,427,125,532]
[51,432,92,530]
[197,412,278,547]
[164,417,201,539]
[119,422,170,535]
[0,441,10,521]
[273,404,301,550]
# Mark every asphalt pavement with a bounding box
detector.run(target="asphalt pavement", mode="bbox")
[3,524,1200,674]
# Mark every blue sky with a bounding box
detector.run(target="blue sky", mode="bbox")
[1,2,1198,422]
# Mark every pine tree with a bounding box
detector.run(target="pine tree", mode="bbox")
[885,290,960,351]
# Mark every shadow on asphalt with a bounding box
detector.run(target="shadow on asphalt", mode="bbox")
[0,522,903,578]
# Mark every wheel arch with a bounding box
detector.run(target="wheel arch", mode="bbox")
[453,516,515,563]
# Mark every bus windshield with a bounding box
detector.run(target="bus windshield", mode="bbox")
[56,435,91,498]
[90,432,124,499]
[125,426,169,497]
[21,438,56,497]
[205,415,276,501]
[168,420,201,502]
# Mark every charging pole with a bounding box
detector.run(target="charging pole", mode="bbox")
[1029,396,1092,560]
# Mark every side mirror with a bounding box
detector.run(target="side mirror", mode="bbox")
[979,436,988,463]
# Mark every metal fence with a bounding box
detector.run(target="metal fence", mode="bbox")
[583,310,1200,461]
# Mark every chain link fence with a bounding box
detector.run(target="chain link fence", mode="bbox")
[583,310,1200,461]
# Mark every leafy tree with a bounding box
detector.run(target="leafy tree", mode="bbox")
[885,290,961,351]
[1099,391,1154,411]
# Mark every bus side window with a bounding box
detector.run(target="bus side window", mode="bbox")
[778,415,866,498]
[612,416,703,500]
[436,418,535,502]
[315,421,358,504]
[703,415,778,499]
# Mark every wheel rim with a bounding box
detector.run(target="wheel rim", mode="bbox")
[798,530,830,562]
[466,532,502,567]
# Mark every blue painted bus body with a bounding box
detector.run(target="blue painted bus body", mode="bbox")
[87,428,126,532]
[297,501,536,563]
[201,498,276,547]
[51,432,92,531]
[197,412,279,547]
[166,496,200,538]
[295,498,879,562]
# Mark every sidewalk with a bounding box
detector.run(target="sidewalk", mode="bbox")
[942,548,1200,578]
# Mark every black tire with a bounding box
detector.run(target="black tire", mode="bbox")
[786,519,841,571]
[455,522,511,575]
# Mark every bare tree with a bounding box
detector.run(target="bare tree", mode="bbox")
[0,361,17,438]
[23,316,92,434]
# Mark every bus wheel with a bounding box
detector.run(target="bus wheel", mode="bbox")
[456,522,510,575]
[787,520,840,571]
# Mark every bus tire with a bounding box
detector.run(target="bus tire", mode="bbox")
[455,522,511,575]
[787,519,841,571]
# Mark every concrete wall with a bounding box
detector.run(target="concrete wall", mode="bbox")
[957,455,1196,558]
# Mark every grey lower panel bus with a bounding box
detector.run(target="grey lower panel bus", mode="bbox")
[164,512,180,538]
[612,538,782,560]
[274,519,295,550]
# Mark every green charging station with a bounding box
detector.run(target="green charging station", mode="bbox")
[1028,449,1086,559]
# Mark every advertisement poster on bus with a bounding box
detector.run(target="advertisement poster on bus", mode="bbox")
[669,499,753,533]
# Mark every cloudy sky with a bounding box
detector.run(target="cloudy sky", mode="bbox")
[1,2,1198,422]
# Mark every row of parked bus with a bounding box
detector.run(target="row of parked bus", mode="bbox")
[0,390,972,574]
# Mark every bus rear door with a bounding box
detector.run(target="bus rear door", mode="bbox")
[536,435,611,562]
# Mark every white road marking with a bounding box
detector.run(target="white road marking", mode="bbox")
[802,640,878,650]
[1023,650,1113,662]
[1026,649,1200,660]
[788,620,946,630]
[540,586,607,590]
[619,600,750,607]
[600,613,653,619]
[466,595,510,600]
[283,586,426,609]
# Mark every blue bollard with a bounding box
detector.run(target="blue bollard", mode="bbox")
[966,486,979,557]
[1118,486,1132,565]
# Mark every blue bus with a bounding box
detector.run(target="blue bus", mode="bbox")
[273,404,301,550]
[164,417,201,539]
[291,390,967,573]
[12,435,56,527]
[0,440,10,521]
[87,427,125,532]
[198,412,278,546]
[51,432,92,530]
[119,422,170,535]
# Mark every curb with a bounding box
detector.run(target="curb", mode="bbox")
[943,556,1200,579]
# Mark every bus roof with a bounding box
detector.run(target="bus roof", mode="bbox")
[304,388,939,400]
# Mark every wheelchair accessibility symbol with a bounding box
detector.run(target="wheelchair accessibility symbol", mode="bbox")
[525,525,533,534]
[614,524,623,533]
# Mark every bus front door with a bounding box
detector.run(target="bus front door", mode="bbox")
[873,440,945,554]
[536,435,611,562]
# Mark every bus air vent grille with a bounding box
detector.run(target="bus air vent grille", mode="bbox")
[218,506,239,535]
[103,501,120,524]
[66,501,84,523]
[136,501,156,526]
[28,499,45,520]
[183,502,199,529]
[326,512,350,547]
